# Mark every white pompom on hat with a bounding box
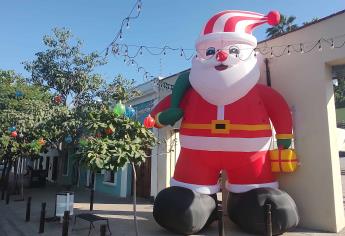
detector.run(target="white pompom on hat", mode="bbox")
[196,10,280,47]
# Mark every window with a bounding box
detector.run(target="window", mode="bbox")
[103,171,117,186]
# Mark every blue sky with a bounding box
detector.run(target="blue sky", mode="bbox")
[1,0,344,84]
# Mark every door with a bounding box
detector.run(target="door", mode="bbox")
[134,153,151,198]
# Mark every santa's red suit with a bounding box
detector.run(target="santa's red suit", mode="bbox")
[151,83,292,194]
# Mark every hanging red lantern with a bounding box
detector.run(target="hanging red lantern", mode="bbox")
[144,115,155,128]
[10,131,18,138]
[105,128,113,135]
[95,133,102,138]
[38,138,46,145]
[54,95,62,104]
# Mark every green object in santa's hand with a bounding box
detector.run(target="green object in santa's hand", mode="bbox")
[158,108,184,126]
[277,139,291,149]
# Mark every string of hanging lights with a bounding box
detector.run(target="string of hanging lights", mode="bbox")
[102,0,143,57]
[147,33,345,91]
[107,33,345,82]
[99,1,345,83]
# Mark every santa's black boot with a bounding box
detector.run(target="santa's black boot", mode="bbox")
[153,186,217,235]
[227,187,299,235]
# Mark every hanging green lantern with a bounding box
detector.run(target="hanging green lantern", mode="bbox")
[79,139,88,147]
[113,101,126,116]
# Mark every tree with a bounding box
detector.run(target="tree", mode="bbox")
[77,107,156,235]
[266,14,299,38]
[24,27,106,107]
[76,76,156,236]
[23,27,107,182]
[302,17,319,26]
[0,69,57,198]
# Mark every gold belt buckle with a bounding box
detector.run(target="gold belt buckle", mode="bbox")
[211,120,230,134]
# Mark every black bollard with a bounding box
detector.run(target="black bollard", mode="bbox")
[25,197,32,222]
[265,203,272,236]
[100,224,107,236]
[90,188,94,211]
[39,202,46,234]
[5,191,10,204]
[217,200,224,236]
[62,210,70,236]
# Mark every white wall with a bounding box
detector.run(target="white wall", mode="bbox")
[257,12,345,232]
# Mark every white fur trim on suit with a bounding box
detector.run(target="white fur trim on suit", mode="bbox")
[226,181,279,193]
[180,135,271,152]
[171,178,220,194]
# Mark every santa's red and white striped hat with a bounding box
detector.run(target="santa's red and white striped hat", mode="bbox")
[197,10,280,47]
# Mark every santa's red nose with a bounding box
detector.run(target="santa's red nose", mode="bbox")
[216,50,228,62]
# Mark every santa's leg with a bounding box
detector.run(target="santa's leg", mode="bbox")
[225,151,299,235]
[153,148,220,235]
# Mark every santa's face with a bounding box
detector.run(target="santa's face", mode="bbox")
[189,39,260,106]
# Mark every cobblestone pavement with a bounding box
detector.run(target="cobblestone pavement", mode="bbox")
[1,167,345,236]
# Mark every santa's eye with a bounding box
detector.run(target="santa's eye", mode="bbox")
[229,47,240,55]
[206,47,216,56]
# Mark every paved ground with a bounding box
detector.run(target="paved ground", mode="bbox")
[1,162,345,236]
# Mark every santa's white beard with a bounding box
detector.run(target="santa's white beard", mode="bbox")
[189,57,260,106]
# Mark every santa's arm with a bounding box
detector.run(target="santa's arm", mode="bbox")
[150,71,191,127]
[257,84,293,148]
[150,95,172,128]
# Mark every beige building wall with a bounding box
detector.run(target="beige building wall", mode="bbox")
[150,73,182,196]
[129,73,182,198]
[257,12,345,232]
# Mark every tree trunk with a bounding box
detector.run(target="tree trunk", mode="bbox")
[19,157,24,200]
[2,160,13,195]
[0,160,8,187]
[131,162,139,236]
[89,171,95,211]
[13,159,19,194]
[56,142,64,184]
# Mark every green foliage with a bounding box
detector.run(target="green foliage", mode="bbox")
[76,108,156,172]
[1,27,154,178]
[24,27,106,107]
[0,69,57,160]
[22,27,110,151]
[266,14,298,38]
[97,74,141,107]
[302,17,319,26]
[335,79,345,109]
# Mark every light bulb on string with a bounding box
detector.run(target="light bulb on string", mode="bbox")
[253,49,257,57]
[270,47,273,58]
[300,43,304,54]
[180,49,184,57]
[163,50,166,56]
[125,49,128,56]
[139,47,143,55]
[126,19,130,29]
[137,1,141,12]
[318,40,322,51]
[119,32,123,40]
[331,39,335,49]
[287,45,291,55]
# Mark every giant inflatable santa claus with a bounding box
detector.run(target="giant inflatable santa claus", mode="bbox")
[150,10,299,235]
